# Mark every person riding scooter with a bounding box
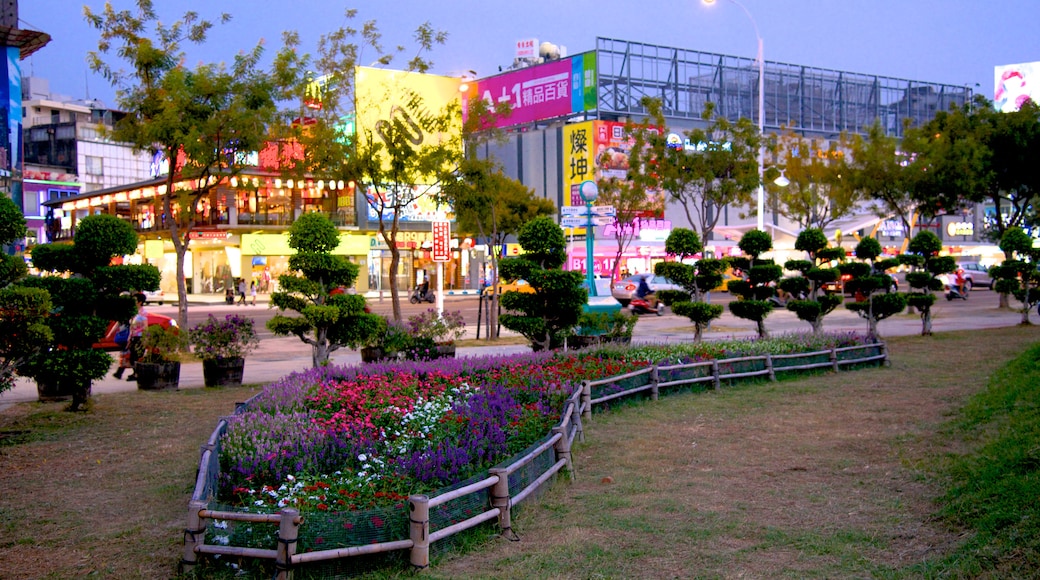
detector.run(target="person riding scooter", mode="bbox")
[629,275,664,315]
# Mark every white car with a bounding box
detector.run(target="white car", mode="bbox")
[611,273,682,306]
[142,289,165,305]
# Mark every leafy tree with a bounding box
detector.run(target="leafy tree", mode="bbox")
[595,97,668,280]
[904,96,1040,241]
[898,231,953,335]
[0,196,52,393]
[439,157,554,336]
[18,215,159,411]
[843,237,907,339]
[650,101,759,240]
[991,227,1040,325]
[781,228,844,334]
[654,228,723,341]
[766,128,861,231]
[727,230,780,338]
[267,213,383,366]
[86,1,280,330]
[271,12,456,322]
[847,121,920,243]
[498,217,586,351]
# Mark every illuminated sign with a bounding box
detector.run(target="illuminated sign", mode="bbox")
[563,121,595,207]
[432,221,451,262]
[995,61,1039,113]
[463,52,597,129]
[947,222,974,237]
[354,66,463,174]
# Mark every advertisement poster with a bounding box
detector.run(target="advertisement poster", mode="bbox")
[592,121,665,219]
[463,52,596,129]
[994,61,1038,113]
[562,121,595,208]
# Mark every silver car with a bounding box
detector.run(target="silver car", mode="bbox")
[957,262,994,290]
[611,273,682,306]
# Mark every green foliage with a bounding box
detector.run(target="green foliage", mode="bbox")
[729,300,774,324]
[288,213,341,254]
[0,287,52,393]
[139,324,188,363]
[500,269,586,351]
[188,314,261,361]
[69,215,139,273]
[670,301,724,337]
[854,237,882,262]
[655,289,691,306]
[267,213,379,365]
[906,293,937,310]
[738,230,773,260]
[906,230,942,256]
[574,310,637,341]
[515,216,567,269]
[932,342,1040,575]
[846,292,908,324]
[664,228,703,259]
[784,259,813,274]
[794,228,828,255]
[816,247,847,263]
[778,276,810,297]
[0,195,26,245]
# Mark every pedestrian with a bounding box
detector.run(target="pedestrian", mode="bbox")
[111,322,131,379]
[250,280,257,306]
[124,293,148,381]
[238,278,247,305]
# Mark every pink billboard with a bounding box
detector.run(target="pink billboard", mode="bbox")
[463,52,597,129]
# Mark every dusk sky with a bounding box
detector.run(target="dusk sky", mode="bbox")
[19,0,1039,108]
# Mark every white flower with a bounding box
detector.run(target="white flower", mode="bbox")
[254,500,265,507]
[214,535,230,546]
[213,520,228,530]
[286,474,295,482]
[357,453,367,462]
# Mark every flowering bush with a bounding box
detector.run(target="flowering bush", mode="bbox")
[406,309,466,344]
[188,314,260,361]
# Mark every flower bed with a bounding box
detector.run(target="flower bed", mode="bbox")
[216,332,871,516]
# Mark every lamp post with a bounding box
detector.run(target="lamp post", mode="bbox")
[579,180,599,297]
[703,0,765,232]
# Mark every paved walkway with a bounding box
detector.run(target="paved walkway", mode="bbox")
[2,293,1035,412]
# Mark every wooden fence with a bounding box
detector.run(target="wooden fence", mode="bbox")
[182,342,886,578]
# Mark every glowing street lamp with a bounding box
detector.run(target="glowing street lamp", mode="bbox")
[703,0,765,231]
[579,180,599,296]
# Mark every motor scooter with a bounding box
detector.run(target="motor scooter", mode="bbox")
[945,283,968,301]
[629,294,665,316]
[409,285,435,304]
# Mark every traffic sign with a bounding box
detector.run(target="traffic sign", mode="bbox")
[591,216,615,226]
[560,205,616,217]
[561,216,615,228]
[591,205,616,216]
[431,221,451,262]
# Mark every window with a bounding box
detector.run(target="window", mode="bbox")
[85,156,103,176]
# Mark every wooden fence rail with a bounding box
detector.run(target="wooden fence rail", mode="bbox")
[182,342,886,578]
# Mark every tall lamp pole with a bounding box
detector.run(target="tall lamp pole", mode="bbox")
[703,0,765,232]
[579,180,599,297]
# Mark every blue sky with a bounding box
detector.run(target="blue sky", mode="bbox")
[19,0,1039,107]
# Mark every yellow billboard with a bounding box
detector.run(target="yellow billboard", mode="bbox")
[354,66,463,175]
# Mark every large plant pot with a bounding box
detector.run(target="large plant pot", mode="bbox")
[35,377,84,402]
[134,361,181,391]
[202,357,245,387]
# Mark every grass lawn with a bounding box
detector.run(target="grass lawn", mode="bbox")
[1,326,1037,579]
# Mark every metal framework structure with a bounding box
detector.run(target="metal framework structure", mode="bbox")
[596,37,972,138]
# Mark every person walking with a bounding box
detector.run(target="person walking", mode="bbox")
[250,280,257,306]
[238,278,247,305]
[124,293,148,381]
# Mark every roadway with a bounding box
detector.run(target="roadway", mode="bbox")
[1,289,1036,410]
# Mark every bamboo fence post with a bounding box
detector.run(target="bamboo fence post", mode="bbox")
[650,365,660,400]
[275,508,300,580]
[830,347,840,372]
[488,468,514,537]
[880,342,890,366]
[712,360,721,390]
[409,495,430,570]
[766,354,776,381]
[571,398,585,444]
[181,499,207,574]
[580,381,592,422]
[552,425,574,479]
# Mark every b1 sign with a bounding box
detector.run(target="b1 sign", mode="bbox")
[432,221,451,262]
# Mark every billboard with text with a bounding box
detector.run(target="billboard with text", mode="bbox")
[995,62,1039,113]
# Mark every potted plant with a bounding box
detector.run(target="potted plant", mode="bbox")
[134,324,187,390]
[405,309,466,359]
[188,314,261,387]
[360,318,412,363]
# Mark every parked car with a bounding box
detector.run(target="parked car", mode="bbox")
[957,262,994,290]
[482,278,536,296]
[142,289,165,305]
[611,273,682,306]
[822,273,899,296]
[93,313,177,351]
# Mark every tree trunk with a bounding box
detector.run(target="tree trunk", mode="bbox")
[920,309,933,336]
[1020,307,1033,326]
[999,292,1011,309]
[694,323,704,342]
[810,317,823,335]
[756,319,768,339]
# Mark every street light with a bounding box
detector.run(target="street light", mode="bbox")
[579,180,599,297]
[703,0,765,232]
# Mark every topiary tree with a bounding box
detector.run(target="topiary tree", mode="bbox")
[991,227,1040,325]
[899,231,953,335]
[843,237,907,340]
[498,216,586,351]
[0,196,52,394]
[780,227,845,334]
[654,228,723,341]
[17,214,159,411]
[267,213,383,367]
[727,230,781,338]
